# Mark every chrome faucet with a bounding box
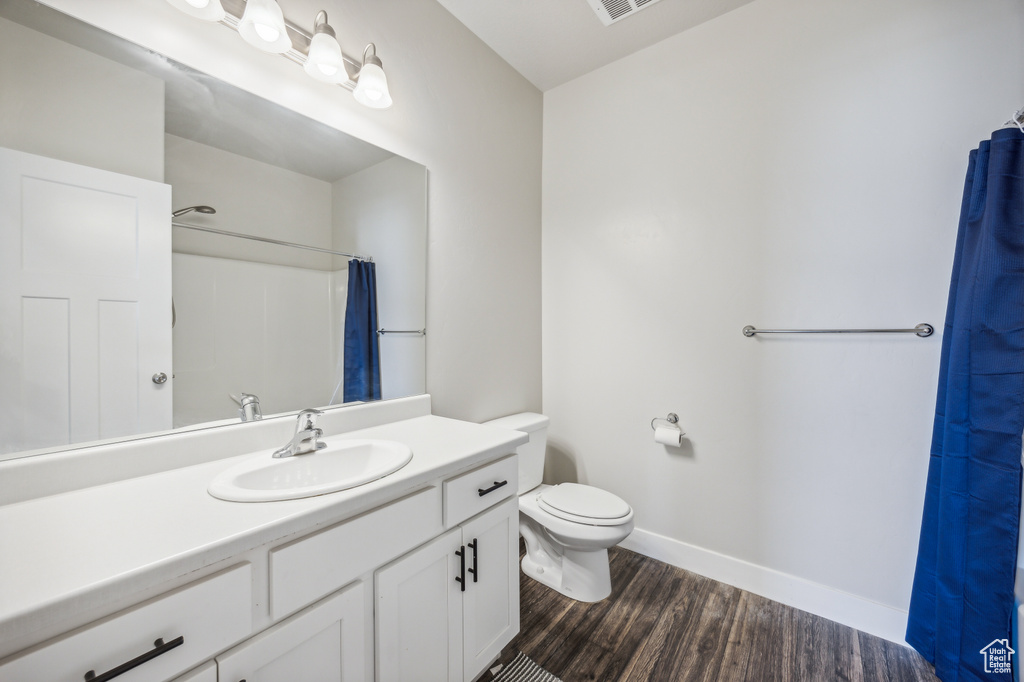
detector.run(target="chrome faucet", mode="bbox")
[239,393,262,422]
[273,409,327,458]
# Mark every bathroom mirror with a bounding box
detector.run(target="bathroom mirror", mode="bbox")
[0,1,427,460]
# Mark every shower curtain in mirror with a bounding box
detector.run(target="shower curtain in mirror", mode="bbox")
[907,127,1024,682]
[343,259,381,403]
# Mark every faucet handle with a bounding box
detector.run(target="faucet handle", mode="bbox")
[296,408,324,430]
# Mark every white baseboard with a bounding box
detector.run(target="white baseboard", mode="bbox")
[618,527,910,646]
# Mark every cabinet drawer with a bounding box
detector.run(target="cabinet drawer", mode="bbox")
[0,563,252,682]
[443,455,518,528]
[270,486,442,619]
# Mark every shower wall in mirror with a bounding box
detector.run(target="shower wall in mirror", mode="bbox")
[0,1,426,459]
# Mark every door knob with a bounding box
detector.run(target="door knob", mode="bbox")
[152,372,168,384]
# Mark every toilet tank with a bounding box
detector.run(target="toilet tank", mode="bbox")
[483,412,550,495]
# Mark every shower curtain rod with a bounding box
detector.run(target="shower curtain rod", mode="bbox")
[172,221,373,262]
[1004,106,1024,129]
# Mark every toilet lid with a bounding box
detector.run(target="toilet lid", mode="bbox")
[537,483,631,526]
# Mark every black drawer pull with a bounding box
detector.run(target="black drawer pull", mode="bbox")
[468,539,478,583]
[84,636,184,682]
[477,480,508,497]
[455,546,466,592]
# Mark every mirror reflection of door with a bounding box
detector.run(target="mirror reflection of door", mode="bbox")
[0,147,172,455]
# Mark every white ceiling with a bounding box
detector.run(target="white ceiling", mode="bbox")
[435,0,756,91]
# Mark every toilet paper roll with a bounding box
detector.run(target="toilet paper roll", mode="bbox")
[655,426,683,447]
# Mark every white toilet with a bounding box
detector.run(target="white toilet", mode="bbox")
[485,412,634,602]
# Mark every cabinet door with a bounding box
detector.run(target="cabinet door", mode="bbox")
[376,528,464,682]
[171,661,216,682]
[217,581,366,682]
[461,497,520,680]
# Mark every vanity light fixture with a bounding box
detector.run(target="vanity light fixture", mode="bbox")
[353,43,392,110]
[166,0,226,22]
[303,11,345,83]
[164,0,392,108]
[238,0,291,53]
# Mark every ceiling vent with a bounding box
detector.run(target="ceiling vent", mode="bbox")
[584,0,665,26]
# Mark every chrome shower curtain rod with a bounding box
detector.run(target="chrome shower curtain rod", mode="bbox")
[172,221,373,262]
[742,323,934,338]
[1004,106,1024,129]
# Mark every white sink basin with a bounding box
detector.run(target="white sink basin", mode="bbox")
[208,439,413,502]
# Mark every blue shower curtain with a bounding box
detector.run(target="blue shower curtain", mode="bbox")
[343,259,381,403]
[907,127,1024,682]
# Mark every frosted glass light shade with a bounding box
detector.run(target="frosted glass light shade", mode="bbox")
[304,31,345,83]
[166,0,225,21]
[238,0,291,54]
[353,62,392,109]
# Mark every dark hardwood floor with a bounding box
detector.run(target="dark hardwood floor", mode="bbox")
[488,546,939,682]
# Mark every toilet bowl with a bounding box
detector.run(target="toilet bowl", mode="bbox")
[484,413,634,603]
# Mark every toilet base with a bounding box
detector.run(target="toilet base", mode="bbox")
[520,545,612,603]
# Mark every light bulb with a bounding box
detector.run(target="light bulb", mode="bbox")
[254,22,280,43]
[353,60,392,109]
[303,12,346,84]
[238,0,291,54]
[166,0,224,21]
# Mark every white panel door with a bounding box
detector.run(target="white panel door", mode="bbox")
[0,146,172,455]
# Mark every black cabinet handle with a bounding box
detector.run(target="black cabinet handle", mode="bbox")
[455,545,466,592]
[83,636,184,682]
[468,539,478,583]
[477,480,508,497]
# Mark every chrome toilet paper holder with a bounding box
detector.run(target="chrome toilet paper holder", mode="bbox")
[650,413,683,432]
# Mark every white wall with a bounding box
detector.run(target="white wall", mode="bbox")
[40,0,543,422]
[166,134,334,270]
[543,0,1024,641]
[333,157,428,401]
[172,254,341,426]
[0,16,164,182]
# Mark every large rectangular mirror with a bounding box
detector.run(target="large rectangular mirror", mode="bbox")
[0,0,427,460]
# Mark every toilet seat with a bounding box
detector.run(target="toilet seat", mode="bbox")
[537,483,631,527]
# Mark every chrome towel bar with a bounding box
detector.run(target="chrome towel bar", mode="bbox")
[743,323,933,338]
[376,328,426,336]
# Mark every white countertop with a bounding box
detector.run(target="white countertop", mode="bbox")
[0,414,527,654]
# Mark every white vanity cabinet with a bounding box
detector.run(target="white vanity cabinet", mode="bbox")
[0,439,523,682]
[0,564,253,682]
[215,581,367,682]
[172,662,217,682]
[376,455,520,682]
[460,497,520,677]
[170,582,367,682]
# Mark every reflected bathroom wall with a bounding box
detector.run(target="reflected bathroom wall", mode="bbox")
[333,157,428,401]
[166,136,427,426]
[172,254,346,427]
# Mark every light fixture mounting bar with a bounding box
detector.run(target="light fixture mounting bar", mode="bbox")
[218,0,360,91]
